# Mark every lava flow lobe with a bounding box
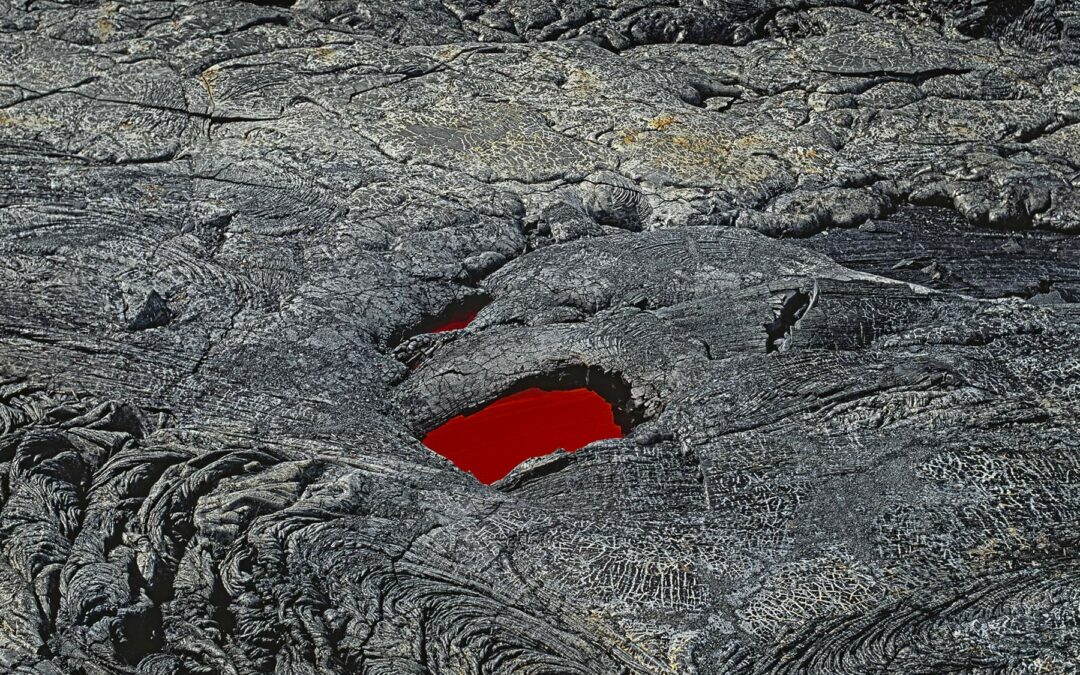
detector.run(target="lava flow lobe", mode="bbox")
[423,387,623,483]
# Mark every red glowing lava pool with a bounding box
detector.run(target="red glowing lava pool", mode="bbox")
[429,308,478,333]
[422,387,624,484]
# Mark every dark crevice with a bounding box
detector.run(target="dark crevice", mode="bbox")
[208,114,283,125]
[818,67,971,83]
[954,0,1035,38]
[512,366,645,433]
[420,364,647,437]
[236,14,291,29]
[388,293,491,350]
[116,606,164,666]
[240,0,295,8]
[765,290,812,353]
[209,572,237,639]
[127,290,172,331]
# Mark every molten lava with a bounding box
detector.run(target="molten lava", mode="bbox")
[422,387,623,484]
[429,308,477,333]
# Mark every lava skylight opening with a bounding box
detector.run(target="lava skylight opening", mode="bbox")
[422,387,624,484]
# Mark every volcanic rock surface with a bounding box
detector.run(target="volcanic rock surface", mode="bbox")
[2,0,1080,673]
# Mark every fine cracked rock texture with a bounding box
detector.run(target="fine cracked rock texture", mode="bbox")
[2,0,1080,673]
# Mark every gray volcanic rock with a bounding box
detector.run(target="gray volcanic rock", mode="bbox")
[1,0,1079,673]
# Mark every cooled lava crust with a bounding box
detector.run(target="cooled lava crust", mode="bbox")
[2,1,1080,673]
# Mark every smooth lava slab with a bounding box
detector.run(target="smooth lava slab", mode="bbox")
[423,387,624,484]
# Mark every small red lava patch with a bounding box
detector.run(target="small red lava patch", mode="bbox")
[422,387,623,484]
[430,308,479,333]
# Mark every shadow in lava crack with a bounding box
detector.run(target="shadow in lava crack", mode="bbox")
[388,293,491,349]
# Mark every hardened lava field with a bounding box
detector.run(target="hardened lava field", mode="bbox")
[1,1,1080,673]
